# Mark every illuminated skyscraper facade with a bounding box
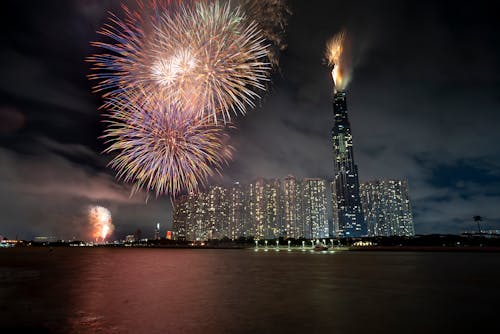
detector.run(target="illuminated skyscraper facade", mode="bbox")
[172,195,189,240]
[173,192,208,241]
[228,182,245,239]
[331,92,366,237]
[206,186,229,239]
[330,181,340,236]
[172,176,329,240]
[282,175,300,239]
[265,179,281,239]
[249,178,266,239]
[360,180,414,237]
[301,178,328,238]
[188,192,209,241]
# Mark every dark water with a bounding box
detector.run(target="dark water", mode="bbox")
[1,248,499,334]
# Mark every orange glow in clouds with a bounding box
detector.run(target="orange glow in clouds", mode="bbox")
[88,206,114,242]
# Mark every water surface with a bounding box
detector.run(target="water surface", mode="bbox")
[1,247,498,333]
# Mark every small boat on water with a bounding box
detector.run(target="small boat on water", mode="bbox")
[314,243,328,251]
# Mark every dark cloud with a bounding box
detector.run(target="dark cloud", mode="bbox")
[0,107,25,134]
[0,140,172,240]
[1,0,499,238]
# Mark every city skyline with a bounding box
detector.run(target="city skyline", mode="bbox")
[1,0,500,240]
[2,2,500,334]
[174,176,332,241]
[172,174,414,241]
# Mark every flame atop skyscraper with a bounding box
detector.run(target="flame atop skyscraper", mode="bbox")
[325,30,352,92]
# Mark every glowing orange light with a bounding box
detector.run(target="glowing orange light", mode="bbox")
[88,206,114,243]
[325,30,350,91]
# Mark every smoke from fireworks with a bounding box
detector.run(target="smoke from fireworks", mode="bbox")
[237,0,291,68]
[102,93,234,197]
[326,30,351,92]
[88,206,114,242]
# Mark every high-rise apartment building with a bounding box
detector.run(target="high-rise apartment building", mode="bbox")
[265,179,281,239]
[282,175,300,239]
[172,195,189,240]
[331,91,366,237]
[188,192,208,241]
[249,178,266,239]
[360,180,414,237]
[205,186,229,240]
[228,182,245,239]
[301,178,328,239]
[172,176,329,241]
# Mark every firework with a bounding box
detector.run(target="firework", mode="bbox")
[88,0,272,123]
[325,30,351,91]
[88,206,114,242]
[102,92,234,197]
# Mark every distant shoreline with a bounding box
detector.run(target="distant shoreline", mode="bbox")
[346,246,500,252]
[3,244,500,252]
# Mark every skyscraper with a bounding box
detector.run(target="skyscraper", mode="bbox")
[172,195,189,240]
[205,186,229,239]
[331,92,366,237]
[184,192,209,241]
[228,182,245,239]
[330,181,340,236]
[249,178,266,240]
[301,178,328,239]
[360,180,415,237]
[282,175,300,239]
[172,176,331,241]
[264,179,281,239]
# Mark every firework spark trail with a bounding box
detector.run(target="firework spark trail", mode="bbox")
[151,1,271,122]
[88,0,273,123]
[88,206,114,242]
[325,30,351,91]
[102,92,234,197]
[87,0,288,197]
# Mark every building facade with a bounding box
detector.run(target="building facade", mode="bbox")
[172,176,329,241]
[301,178,329,239]
[282,175,300,239]
[331,91,366,237]
[360,180,415,237]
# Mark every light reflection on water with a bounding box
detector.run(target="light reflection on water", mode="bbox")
[1,248,499,334]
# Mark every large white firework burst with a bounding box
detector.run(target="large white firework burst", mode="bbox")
[88,0,272,123]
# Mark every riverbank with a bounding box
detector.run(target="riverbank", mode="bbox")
[348,245,500,252]
[8,244,500,252]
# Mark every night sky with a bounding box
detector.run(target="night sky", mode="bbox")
[1,0,499,240]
